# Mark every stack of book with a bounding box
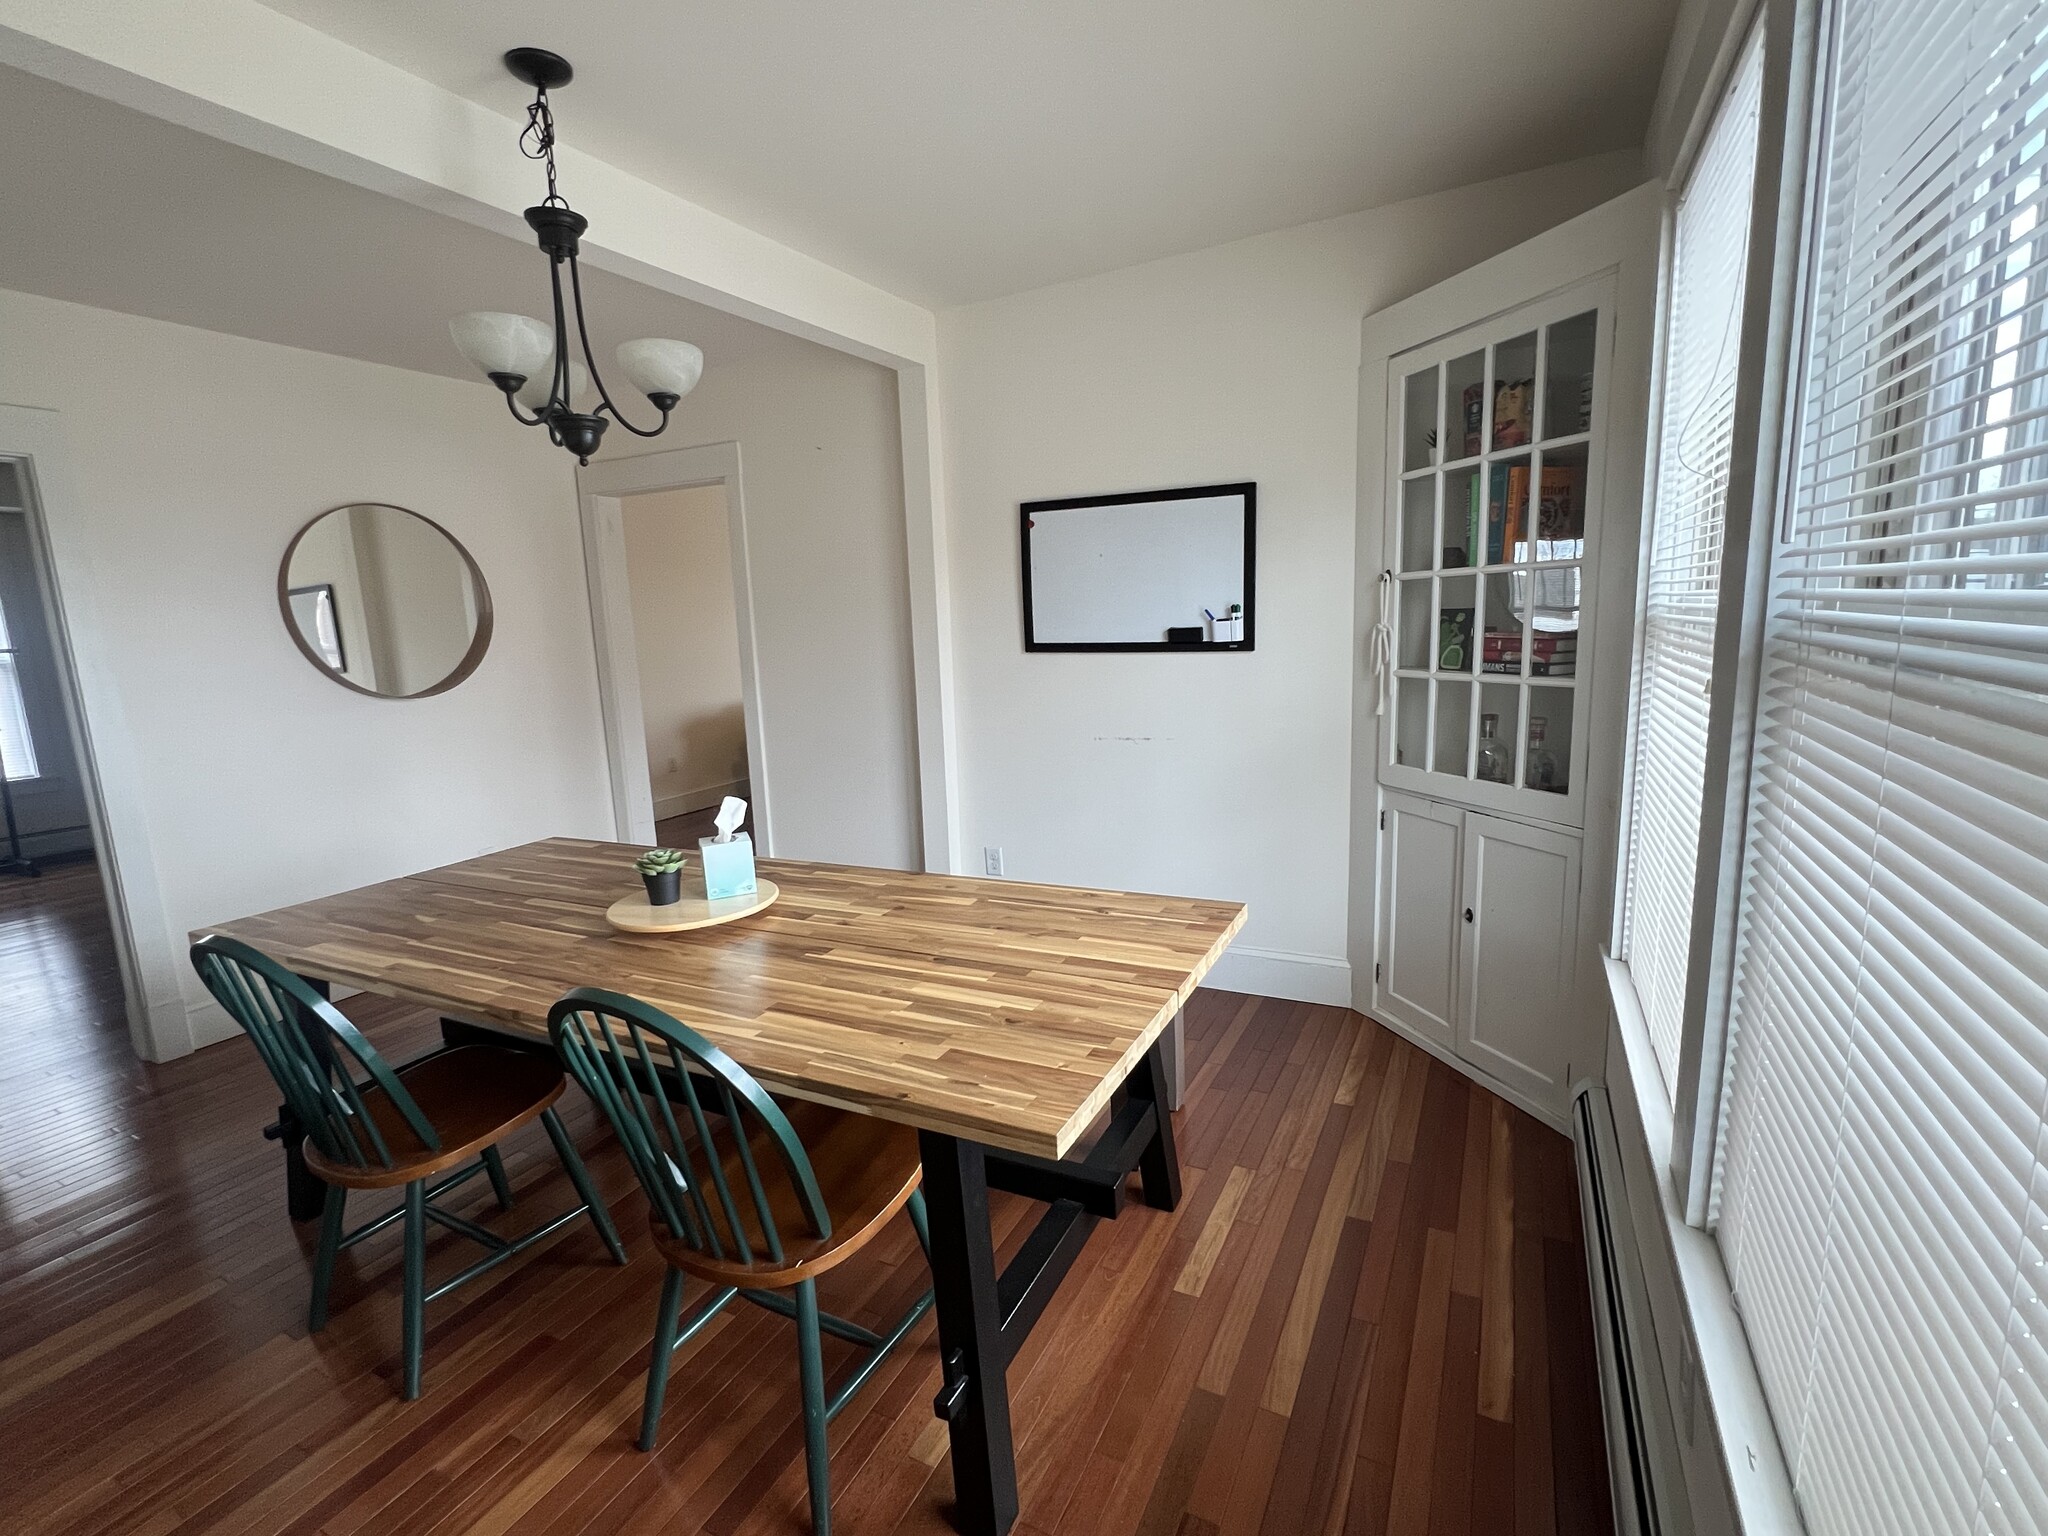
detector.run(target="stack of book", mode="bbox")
[1481,630,1578,676]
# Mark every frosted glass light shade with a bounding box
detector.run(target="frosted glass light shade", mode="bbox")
[616,338,704,401]
[449,312,554,381]
[515,359,589,411]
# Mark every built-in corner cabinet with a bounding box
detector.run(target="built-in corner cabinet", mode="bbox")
[1376,791,1581,1110]
[1351,189,1661,1130]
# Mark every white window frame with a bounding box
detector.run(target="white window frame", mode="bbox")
[1618,17,1770,1103]
[0,589,41,783]
[1607,0,1827,1225]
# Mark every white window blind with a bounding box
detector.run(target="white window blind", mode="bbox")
[1713,2,2048,1533]
[1622,25,1768,1097]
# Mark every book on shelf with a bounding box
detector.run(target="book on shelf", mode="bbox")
[1537,465,1583,549]
[1466,463,1529,565]
[1481,629,1577,675]
[1461,383,1484,457]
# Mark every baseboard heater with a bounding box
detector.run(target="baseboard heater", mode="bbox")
[1573,1085,1687,1536]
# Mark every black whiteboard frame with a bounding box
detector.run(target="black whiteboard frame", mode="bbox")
[1019,481,1256,653]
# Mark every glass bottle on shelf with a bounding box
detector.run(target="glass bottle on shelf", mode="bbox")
[1526,715,1559,792]
[1476,713,1512,784]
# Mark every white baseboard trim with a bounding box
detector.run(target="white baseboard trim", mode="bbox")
[185,982,368,1056]
[19,826,94,859]
[1202,946,1352,1006]
[653,779,749,823]
[187,995,241,1052]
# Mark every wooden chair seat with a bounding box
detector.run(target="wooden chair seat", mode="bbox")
[649,1099,922,1288]
[305,1045,566,1190]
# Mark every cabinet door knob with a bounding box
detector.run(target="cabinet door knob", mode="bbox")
[1464,907,1474,923]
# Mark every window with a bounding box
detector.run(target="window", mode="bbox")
[1710,1,2048,1531]
[0,514,37,782]
[1621,25,1768,1095]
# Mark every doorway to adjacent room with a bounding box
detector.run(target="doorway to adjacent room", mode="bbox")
[618,481,754,849]
[577,441,770,852]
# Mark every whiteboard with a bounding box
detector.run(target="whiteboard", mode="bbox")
[1021,483,1255,650]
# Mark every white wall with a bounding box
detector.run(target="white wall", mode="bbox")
[626,345,922,870]
[0,284,614,1055]
[621,484,749,819]
[936,150,1643,1002]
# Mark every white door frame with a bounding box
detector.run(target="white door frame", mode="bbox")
[0,405,188,1061]
[576,442,771,851]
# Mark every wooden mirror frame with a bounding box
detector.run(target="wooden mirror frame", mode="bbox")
[277,503,495,700]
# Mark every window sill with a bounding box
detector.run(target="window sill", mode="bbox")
[1600,952,1802,1534]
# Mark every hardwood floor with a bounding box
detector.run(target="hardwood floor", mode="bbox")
[0,860,1612,1536]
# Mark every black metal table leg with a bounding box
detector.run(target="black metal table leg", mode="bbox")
[1127,1036,1182,1211]
[1160,1006,1185,1110]
[919,1130,1020,1536]
[267,1101,326,1222]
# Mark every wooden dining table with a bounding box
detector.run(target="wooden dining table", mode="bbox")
[198,837,1245,1536]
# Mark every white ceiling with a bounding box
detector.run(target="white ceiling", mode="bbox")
[0,64,830,385]
[258,0,1677,307]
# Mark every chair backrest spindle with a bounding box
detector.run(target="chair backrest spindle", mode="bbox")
[547,987,828,1264]
[190,934,439,1172]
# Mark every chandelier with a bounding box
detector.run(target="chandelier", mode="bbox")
[449,48,703,465]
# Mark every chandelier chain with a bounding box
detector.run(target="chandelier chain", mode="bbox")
[519,86,566,208]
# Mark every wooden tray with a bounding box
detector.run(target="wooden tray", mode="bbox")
[604,878,781,935]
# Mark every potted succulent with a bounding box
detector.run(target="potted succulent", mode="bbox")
[635,847,687,907]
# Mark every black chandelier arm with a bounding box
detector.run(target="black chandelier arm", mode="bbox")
[498,389,551,428]
[595,397,675,438]
[566,255,671,437]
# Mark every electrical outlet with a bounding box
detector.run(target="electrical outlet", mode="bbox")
[983,846,1004,877]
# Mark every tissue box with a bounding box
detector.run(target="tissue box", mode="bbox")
[698,832,758,901]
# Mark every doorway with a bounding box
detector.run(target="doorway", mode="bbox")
[577,442,770,851]
[0,459,128,1078]
[618,483,754,848]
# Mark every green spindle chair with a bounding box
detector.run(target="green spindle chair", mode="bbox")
[548,987,933,1536]
[191,934,628,1400]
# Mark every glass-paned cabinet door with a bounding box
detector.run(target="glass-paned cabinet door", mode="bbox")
[1377,276,1612,827]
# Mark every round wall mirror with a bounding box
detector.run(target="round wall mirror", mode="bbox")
[279,504,493,698]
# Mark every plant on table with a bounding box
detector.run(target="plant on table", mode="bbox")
[635,848,687,908]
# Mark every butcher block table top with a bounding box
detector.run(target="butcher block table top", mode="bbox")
[198,838,1246,1159]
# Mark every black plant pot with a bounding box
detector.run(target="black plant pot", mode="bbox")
[641,868,682,907]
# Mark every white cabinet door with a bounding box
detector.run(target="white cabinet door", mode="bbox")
[1458,812,1581,1107]
[1374,790,1463,1048]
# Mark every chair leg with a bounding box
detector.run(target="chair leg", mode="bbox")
[542,1107,628,1264]
[795,1278,832,1536]
[402,1179,427,1401]
[308,1183,347,1332]
[480,1146,515,1211]
[906,1189,932,1262]
[639,1267,686,1451]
